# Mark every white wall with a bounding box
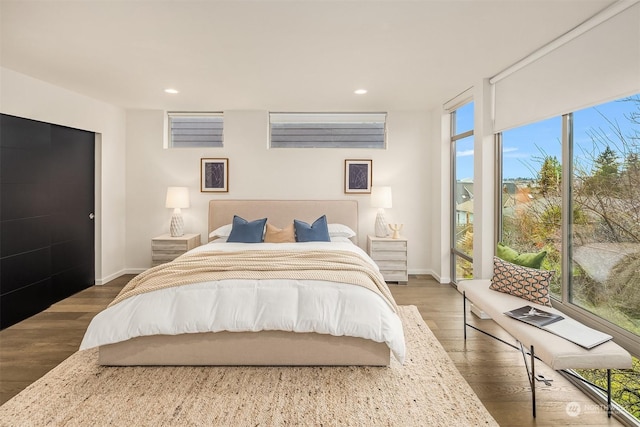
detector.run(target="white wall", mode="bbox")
[0,68,436,282]
[125,109,433,275]
[0,67,128,284]
[427,79,508,283]
[429,104,450,283]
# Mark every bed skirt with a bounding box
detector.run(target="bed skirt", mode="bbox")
[99,331,391,366]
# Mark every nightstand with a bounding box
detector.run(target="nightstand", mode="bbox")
[151,233,201,266]
[367,235,408,284]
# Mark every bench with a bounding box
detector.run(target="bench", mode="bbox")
[458,279,632,418]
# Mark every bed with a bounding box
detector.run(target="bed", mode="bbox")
[81,200,405,366]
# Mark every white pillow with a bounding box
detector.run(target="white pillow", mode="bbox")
[330,236,355,244]
[328,223,356,238]
[209,223,232,238]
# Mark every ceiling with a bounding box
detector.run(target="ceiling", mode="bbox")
[0,0,616,112]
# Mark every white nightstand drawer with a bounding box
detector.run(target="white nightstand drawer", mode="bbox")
[152,252,182,262]
[367,235,408,284]
[152,241,190,251]
[375,259,407,270]
[151,233,201,266]
[370,240,407,252]
[371,250,407,261]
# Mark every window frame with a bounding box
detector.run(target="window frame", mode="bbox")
[268,112,387,149]
[449,100,475,284]
[167,112,224,149]
[495,106,640,357]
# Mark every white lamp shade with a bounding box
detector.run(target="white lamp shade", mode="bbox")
[370,186,392,209]
[165,186,190,209]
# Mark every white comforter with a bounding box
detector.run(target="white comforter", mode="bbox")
[80,240,406,362]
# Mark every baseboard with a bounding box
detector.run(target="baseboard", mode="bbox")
[409,269,448,283]
[96,270,126,285]
[408,268,433,275]
[96,268,146,285]
[124,268,147,275]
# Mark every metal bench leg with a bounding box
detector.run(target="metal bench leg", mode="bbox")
[463,291,467,340]
[531,346,536,418]
[519,342,537,418]
[607,369,612,418]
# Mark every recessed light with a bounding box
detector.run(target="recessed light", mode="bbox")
[354,89,367,95]
[164,88,179,94]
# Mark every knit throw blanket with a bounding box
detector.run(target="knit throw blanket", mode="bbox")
[109,250,398,312]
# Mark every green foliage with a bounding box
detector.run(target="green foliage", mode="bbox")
[571,263,601,306]
[595,146,620,177]
[573,205,588,225]
[577,357,640,419]
[624,152,640,172]
[540,205,561,235]
[606,253,640,318]
[583,146,621,195]
[538,156,561,195]
[455,226,473,279]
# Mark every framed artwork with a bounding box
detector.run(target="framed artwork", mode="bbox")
[344,159,372,194]
[201,158,229,192]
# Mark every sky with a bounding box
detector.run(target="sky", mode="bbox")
[455,95,639,181]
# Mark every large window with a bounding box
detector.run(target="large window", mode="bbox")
[451,101,474,282]
[499,117,562,295]
[570,96,640,422]
[269,113,386,149]
[570,96,640,336]
[497,94,640,421]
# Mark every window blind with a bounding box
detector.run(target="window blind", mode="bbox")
[492,2,640,132]
[168,113,223,148]
[270,113,386,148]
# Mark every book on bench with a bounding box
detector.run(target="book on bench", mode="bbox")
[504,305,613,349]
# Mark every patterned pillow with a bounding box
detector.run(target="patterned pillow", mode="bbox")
[489,257,554,306]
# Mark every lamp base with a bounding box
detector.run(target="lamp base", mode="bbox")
[375,210,388,237]
[170,212,184,237]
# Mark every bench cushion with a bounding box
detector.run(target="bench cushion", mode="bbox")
[459,279,632,371]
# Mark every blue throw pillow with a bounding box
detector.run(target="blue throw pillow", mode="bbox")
[227,215,267,243]
[294,215,331,242]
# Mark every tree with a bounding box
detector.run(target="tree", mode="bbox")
[594,146,619,177]
[538,155,561,195]
[583,146,620,196]
[624,152,640,171]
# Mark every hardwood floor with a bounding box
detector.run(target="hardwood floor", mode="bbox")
[0,274,626,426]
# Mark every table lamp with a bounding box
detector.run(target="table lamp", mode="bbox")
[370,186,392,237]
[165,186,190,237]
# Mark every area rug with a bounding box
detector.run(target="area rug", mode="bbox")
[0,306,497,426]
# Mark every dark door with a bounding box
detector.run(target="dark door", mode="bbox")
[50,125,95,300]
[0,114,95,328]
[0,115,54,327]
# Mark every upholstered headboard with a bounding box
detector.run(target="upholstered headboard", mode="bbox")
[208,200,358,242]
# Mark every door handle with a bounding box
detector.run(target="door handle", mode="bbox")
[89,213,95,220]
